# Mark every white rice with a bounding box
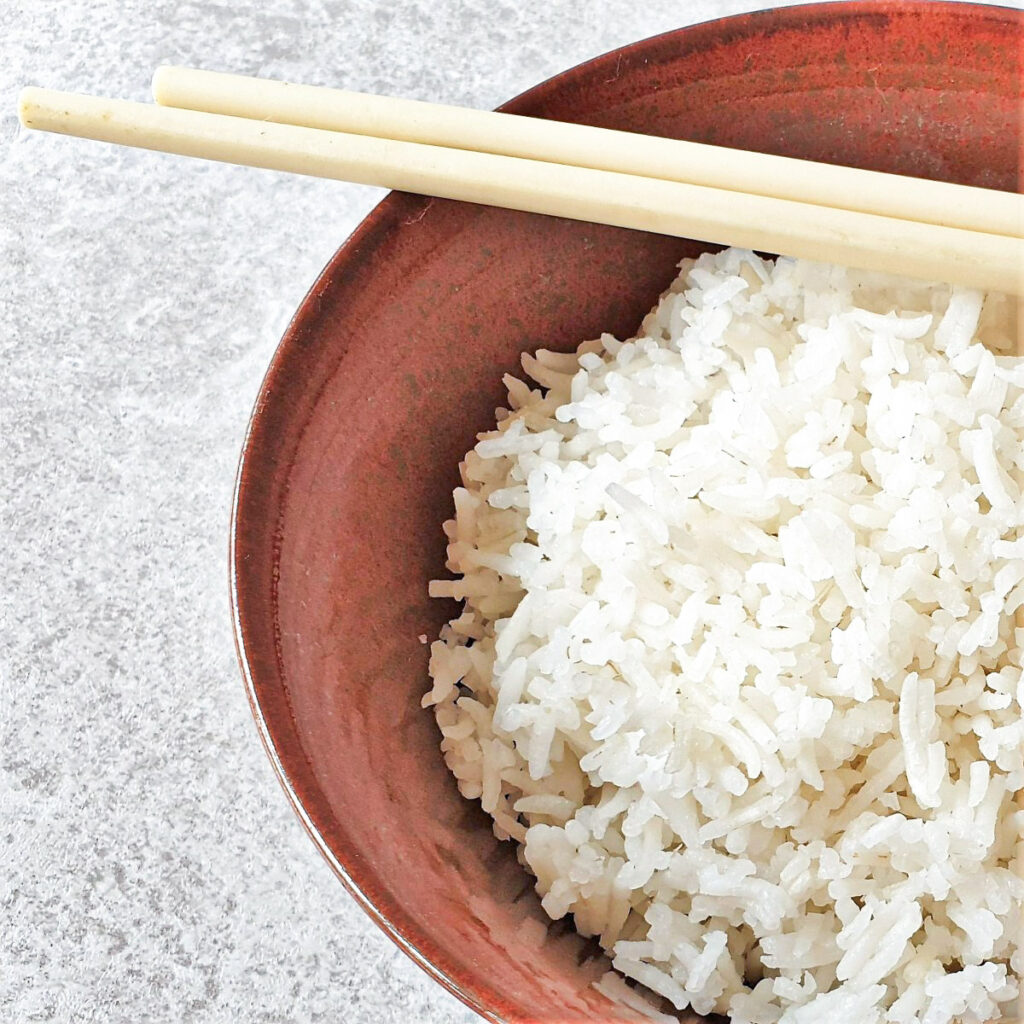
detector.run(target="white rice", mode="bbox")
[426,249,1023,1023]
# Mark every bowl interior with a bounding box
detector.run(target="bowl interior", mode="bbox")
[232,4,1022,1022]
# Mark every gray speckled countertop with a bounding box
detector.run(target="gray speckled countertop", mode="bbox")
[1,1,1002,1021]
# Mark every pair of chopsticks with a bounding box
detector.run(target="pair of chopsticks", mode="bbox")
[17,67,1024,296]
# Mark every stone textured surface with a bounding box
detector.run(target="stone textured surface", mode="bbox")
[0,1,1005,1022]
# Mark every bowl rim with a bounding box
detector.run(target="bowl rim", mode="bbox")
[229,2,1021,1020]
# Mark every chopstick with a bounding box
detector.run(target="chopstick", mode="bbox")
[151,67,1022,241]
[17,86,1024,296]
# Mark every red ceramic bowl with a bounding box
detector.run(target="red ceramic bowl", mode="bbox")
[231,4,1022,1022]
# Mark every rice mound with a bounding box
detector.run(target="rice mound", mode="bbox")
[425,249,1024,1024]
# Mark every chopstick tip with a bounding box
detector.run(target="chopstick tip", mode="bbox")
[18,86,42,128]
[151,65,172,105]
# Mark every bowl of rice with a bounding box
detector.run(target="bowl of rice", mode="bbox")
[231,3,1023,1022]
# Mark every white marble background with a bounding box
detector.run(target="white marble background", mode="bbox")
[1,1,1011,1022]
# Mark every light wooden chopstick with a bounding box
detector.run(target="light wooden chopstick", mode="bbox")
[18,85,1024,296]
[151,67,1023,241]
